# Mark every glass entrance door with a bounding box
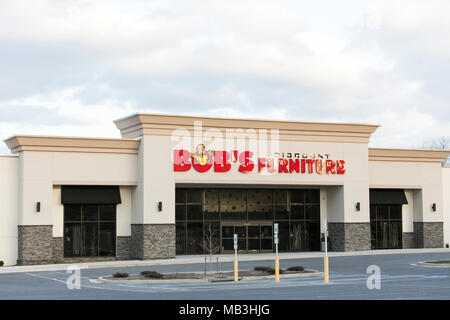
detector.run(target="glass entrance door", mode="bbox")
[370,205,403,249]
[221,223,273,253]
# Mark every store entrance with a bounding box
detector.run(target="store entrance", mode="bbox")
[221,222,273,254]
[370,205,403,249]
[175,188,321,255]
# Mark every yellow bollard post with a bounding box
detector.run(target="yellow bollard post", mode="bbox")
[324,256,329,284]
[274,223,280,283]
[275,258,280,283]
[234,259,238,282]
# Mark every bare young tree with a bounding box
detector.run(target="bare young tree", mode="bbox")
[422,137,450,167]
[199,224,220,273]
[423,137,450,150]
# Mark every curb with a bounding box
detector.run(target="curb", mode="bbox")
[1,248,449,274]
[98,270,321,284]
[416,261,450,267]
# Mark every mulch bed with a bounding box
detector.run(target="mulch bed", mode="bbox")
[106,268,316,281]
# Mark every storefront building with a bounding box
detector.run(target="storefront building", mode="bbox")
[0,113,449,265]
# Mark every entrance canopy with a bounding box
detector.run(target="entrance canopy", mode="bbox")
[61,186,122,204]
[370,189,408,205]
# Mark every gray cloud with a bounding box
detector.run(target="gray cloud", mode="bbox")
[0,105,84,125]
[0,0,449,155]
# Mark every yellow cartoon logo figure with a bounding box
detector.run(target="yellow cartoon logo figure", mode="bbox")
[191,144,212,166]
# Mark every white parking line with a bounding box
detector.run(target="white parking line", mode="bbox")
[14,268,450,298]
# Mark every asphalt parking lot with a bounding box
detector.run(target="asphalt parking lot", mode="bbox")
[0,252,449,300]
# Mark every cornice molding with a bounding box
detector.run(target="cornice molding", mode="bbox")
[369,148,450,163]
[4,135,140,154]
[114,113,379,143]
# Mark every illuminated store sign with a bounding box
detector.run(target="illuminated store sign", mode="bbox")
[173,144,346,174]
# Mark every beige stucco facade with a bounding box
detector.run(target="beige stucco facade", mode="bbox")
[0,156,19,266]
[443,167,450,246]
[0,113,449,266]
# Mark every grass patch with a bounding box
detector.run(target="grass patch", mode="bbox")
[253,266,284,274]
[113,272,129,278]
[254,266,274,273]
[140,271,164,279]
[427,260,450,264]
[287,266,304,272]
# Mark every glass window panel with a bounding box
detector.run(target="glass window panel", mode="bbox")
[290,222,304,251]
[99,222,116,256]
[82,222,99,256]
[222,225,234,238]
[82,205,99,222]
[186,222,203,254]
[237,238,246,251]
[64,205,81,222]
[205,189,219,205]
[220,204,245,220]
[389,221,402,249]
[176,222,186,255]
[176,189,185,204]
[274,205,289,220]
[389,205,402,220]
[370,205,377,220]
[173,188,324,254]
[247,226,260,238]
[176,205,186,221]
[186,205,203,221]
[290,205,304,220]
[261,239,272,251]
[247,204,272,220]
[234,226,246,238]
[248,239,260,251]
[371,239,377,250]
[204,204,219,220]
[220,204,247,213]
[64,223,81,257]
[261,225,273,238]
[222,239,233,251]
[305,205,320,220]
[305,190,320,203]
[377,206,389,220]
[275,221,289,251]
[370,222,377,248]
[273,190,287,204]
[377,221,389,249]
[219,189,246,205]
[305,222,320,251]
[99,205,116,221]
[370,204,403,249]
[290,190,305,204]
[187,189,203,204]
[64,205,117,257]
[247,189,272,204]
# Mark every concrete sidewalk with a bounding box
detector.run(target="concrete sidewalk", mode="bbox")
[0,248,449,274]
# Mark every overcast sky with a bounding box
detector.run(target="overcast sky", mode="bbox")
[1,0,449,155]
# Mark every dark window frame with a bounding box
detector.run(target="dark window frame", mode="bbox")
[175,188,321,255]
[370,204,403,250]
[64,204,117,258]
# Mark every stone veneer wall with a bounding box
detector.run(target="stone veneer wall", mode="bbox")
[402,233,415,249]
[116,236,132,260]
[414,222,444,248]
[18,229,136,265]
[328,223,371,252]
[131,224,176,260]
[18,225,53,265]
[52,237,64,263]
[131,224,144,259]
